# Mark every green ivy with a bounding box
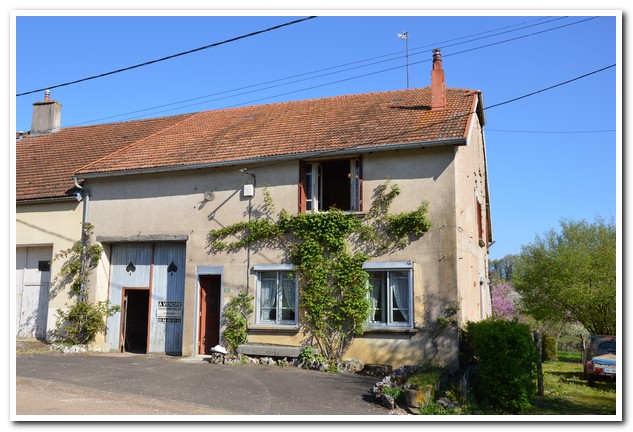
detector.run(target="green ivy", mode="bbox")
[53,223,103,297]
[222,291,255,353]
[208,181,431,363]
[52,223,119,344]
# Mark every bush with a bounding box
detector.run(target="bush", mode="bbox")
[54,300,119,345]
[463,319,539,413]
[542,335,558,362]
[221,292,254,353]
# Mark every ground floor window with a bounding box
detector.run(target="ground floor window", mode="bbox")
[256,269,298,325]
[365,263,413,327]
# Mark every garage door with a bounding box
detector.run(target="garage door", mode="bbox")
[16,246,52,339]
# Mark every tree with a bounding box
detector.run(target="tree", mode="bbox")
[490,280,519,321]
[512,217,616,335]
[489,254,516,284]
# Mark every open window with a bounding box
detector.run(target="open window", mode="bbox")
[299,158,362,212]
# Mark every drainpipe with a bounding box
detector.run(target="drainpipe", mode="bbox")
[73,176,90,301]
[239,169,256,294]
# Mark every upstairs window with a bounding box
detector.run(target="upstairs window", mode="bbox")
[300,158,362,212]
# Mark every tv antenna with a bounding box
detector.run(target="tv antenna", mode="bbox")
[398,32,409,88]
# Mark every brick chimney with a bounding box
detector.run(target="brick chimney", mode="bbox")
[431,49,447,111]
[31,89,61,135]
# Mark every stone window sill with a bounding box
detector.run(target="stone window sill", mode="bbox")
[248,325,300,334]
[361,327,418,335]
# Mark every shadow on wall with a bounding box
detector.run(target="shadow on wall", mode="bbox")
[353,293,460,369]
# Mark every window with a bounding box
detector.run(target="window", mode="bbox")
[256,270,298,325]
[364,263,413,327]
[300,158,361,212]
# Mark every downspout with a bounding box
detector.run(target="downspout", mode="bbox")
[239,169,256,294]
[73,176,90,301]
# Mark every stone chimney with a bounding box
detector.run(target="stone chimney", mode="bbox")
[31,89,61,135]
[431,49,447,111]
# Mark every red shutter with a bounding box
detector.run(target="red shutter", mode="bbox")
[358,157,363,212]
[298,160,307,213]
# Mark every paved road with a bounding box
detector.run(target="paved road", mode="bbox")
[15,352,393,417]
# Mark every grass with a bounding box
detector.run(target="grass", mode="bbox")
[525,350,617,415]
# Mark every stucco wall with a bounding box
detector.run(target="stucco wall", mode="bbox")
[16,200,83,334]
[453,114,492,326]
[86,146,469,367]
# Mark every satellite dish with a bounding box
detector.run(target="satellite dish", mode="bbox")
[204,191,215,201]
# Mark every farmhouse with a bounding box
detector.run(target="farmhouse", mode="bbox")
[16,49,493,367]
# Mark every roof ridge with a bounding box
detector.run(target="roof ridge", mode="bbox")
[74,111,205,175]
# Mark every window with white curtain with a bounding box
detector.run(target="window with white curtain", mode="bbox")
[365,265,413,328]
[256,270,297,325]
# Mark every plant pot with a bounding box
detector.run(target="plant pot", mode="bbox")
[404,386,434,408]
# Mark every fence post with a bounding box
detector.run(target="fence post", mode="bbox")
[534,330,544,396]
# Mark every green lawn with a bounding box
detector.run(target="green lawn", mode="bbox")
[526,351,617,415]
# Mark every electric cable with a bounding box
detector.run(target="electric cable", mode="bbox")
[72,16,600,126]
[244,64,616,171]
[16,16,317,97]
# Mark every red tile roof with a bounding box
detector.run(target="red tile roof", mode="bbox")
[17,87,480,201]
[77,87,479,177]
[16,114,194,201]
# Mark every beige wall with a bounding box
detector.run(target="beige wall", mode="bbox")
[454,114,492,326]
[16,200,84,335]
[86,143,486,367]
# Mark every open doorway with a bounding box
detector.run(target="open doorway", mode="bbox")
[198,275,221,355]
[122,289,149,353]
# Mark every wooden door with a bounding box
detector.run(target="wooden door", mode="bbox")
[16,247,51,339]
[198,275,221,354]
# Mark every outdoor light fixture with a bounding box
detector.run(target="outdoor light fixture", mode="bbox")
[203,191,215,201]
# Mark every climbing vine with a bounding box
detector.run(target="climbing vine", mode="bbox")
[222,291,255,354]
[52,223,119,344]
[209,181,431,364]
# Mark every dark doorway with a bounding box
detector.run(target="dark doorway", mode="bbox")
[122,289,149,353]
[198,275,221,355]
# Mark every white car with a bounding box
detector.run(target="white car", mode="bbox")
[582,335,616,385]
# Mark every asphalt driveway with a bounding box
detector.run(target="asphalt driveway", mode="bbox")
[15,352,392,417]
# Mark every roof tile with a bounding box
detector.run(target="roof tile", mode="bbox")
[17,87,479,201]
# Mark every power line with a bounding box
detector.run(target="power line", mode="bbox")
[485,64,615,111]
[71,16,568,125]
[486,128,615,134]
[247,64,616,171]
[73,16,598,126]
[16,16,317,97]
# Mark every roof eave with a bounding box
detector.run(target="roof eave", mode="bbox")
[75,137,468,179]
[16,196,78,205]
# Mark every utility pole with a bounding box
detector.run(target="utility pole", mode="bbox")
[398,31,409,88]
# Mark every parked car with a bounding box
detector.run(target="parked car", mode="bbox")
[582,335,616,385]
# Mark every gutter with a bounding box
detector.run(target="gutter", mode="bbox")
[74,137,467,180]
[16,196,79,205]
[73,176,90,301]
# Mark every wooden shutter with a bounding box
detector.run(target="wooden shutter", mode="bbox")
[298,160,307,213]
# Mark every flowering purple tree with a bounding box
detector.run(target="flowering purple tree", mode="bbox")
[491,281,519,321]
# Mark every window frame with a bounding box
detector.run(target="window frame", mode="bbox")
[299,157,362,213]
[363,262,414,328]
[253,264,298,326]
